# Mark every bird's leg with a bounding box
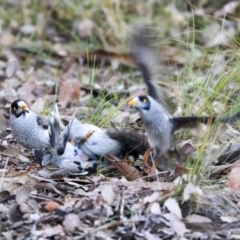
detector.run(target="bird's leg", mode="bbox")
[79,130,95,145]
[142,147,158,173]
[143,147,153,165]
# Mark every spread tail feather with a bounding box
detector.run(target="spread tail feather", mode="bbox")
[171,111,240,131]
[48,105,61,148]
[106,129,149,159]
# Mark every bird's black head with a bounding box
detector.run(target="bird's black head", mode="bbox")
[10,99,29,118]
[128,95,150,111]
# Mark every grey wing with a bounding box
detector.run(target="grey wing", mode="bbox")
[130,25,173,114]
[37,115,49,130]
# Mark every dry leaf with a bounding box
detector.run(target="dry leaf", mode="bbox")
[42,225,63,238]
[0,113,8,137]
[31,98,46,113]
[176,140,194,156]
[6,61,19,78]
[0,32,14,46]
[1,231,13,240]
[15,186,33,205]
[59,75,81,109]
[164,198,182,219]
[185,214,212,223]
[220,216,239,223]
[62,213,80,232]
[28,199,39,214]
[150,202,161,215]
[18,154,30,163]
[17,77,37,98]
[226,167,240,192]
[164,213,189,237]
[20,24,36,35]
[143,231,160,240]
[214,1,239,17]
[144,192,161,204]
[218,142,240,164]
[45,201,62,212]
[183,182,203,202]
[105,154,142,181]
[6,145,20,157]
[101,185,114,205]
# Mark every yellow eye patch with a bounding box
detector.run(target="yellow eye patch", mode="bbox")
[143,98,147,103]
[13,106,17,111]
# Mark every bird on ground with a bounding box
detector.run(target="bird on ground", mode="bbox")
[33,110,149,174]
[33,113,98,174]
[9,99,51,150]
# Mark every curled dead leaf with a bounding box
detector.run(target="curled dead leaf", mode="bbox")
[175,140,194,156]
[105,154,142,181]
[150,202,161,215]
[101,185,115,205]
[164,198,182,219]
[227,167,240,192]
[45,201,62,212]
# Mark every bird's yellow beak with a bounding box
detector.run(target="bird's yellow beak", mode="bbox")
[128,98,137,106]
[20,103,28,110]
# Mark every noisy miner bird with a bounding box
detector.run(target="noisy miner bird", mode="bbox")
[34,111,149,174]
[59,117,148,162]
[129,26,240,168]
[129,95,240,168]
[9,99,51,150]
[34,113,98,175]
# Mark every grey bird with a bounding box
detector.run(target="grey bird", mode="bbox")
[63,119,119,159]
[129,95,240,168]
[59,118,148,161]
[34,111,148,174]
[129,26,240,168]
[9,99,51,150]
[34,113,98,174]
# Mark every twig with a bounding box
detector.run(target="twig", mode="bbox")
[75,220,123,239]
[0,152,23,163]
[28,172,57,184]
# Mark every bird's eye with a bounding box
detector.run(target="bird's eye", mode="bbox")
[13,106,17,111]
